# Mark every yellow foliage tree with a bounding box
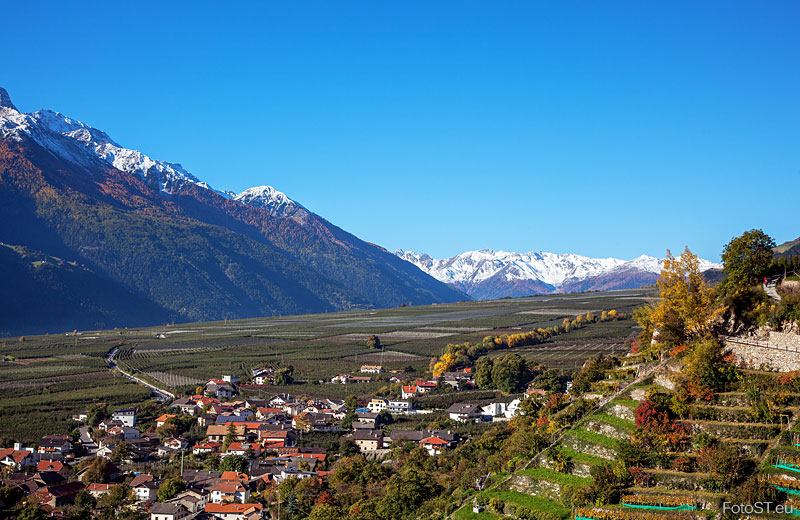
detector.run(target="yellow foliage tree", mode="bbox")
[643,247,720,349]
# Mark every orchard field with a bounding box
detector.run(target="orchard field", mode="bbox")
[0,288,649,442]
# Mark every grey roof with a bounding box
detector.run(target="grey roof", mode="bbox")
[353,430,383,441]
[446,403,482,414]
[149,502,188,514]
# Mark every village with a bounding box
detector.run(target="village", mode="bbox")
[0,362,543,520]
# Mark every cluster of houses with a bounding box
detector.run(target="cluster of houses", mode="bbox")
[1,366,540,519]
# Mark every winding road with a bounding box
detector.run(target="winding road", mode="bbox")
[106,347,174,401]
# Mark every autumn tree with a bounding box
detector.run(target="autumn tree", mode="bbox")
[697,441,745,490]
[721,229,776,293]
[365,334,381,349]
[684,337,737,394]
[634,398,670,433]
[639,247,718,349]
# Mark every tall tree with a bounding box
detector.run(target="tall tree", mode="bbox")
[222,423,237,451]
[157,477,186,502]
[274,366,295,385]
[644,248,718,348]
[721,229,776,292]
[491,353,528,393]
[474,356,494,389]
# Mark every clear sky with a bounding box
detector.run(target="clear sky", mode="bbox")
[4,1,798,261]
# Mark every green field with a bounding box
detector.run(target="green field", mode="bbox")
[0,288,648,442]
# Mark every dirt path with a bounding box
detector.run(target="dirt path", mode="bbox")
[765,276,782,302]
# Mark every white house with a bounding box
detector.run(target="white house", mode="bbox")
[205,503,263,520]
[149,502,190,520]
[112,407,137,427]
[131,473,158,502]
[366,398,388,413]
[446,403,482,423]
[211,481,250,504]
[387,400,413,414]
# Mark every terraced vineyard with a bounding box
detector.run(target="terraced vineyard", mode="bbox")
[455,352,800,520]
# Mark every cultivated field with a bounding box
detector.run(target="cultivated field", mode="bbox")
[0,288,651,441]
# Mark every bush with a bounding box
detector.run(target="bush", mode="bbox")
[488,497,505,514]
[773,293,800,326]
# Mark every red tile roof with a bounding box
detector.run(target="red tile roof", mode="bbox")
[212,481,245,493]
[37,460,65,472]
[87,483,115,492]
[220,471,248,481]
[129,474,154,488]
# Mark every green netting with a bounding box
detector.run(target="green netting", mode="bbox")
[621,502,696,511]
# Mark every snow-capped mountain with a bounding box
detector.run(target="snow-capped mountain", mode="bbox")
[396,249,721,299]
[0,86,466,333]
[233,186,309,223]
[0,87,302,217]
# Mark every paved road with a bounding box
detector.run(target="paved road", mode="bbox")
[79,425,97,457]
[106,347,174,401]
[765,275,783,302]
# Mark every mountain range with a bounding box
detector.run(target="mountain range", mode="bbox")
[396,249,721,300]
[0,87,465,335]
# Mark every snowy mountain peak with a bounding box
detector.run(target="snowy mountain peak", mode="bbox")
[0,88,17,111]
[0,88,206,194]
[397,249,721,299]
[234,185,309,222]
[0,87,316,220]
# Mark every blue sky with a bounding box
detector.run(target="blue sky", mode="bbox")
[4,1,798,261]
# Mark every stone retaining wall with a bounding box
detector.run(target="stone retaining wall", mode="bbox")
[771,331,800,351]
[725,332,800,372]
[781,280,800,294]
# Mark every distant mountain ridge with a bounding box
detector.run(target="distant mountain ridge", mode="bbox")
[0,87,465,334]
[396,249,721,299]
[775,237,800,258]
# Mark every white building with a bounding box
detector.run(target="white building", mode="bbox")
[387,400,413,414]
[366,398,388,413]
[112,407,136,427]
